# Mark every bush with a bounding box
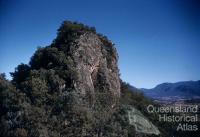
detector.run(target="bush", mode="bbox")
[10,63,30,88]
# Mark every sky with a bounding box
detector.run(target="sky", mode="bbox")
[0,0,200,88]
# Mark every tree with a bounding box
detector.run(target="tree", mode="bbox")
[10,63,30,88]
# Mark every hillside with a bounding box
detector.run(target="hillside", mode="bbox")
[141,80,200,99]
[0,21,163,137]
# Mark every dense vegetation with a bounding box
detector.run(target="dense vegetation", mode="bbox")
[0,21,182,137]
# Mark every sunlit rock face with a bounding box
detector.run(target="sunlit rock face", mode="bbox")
[128,106,160,135]
[69,32,120,105]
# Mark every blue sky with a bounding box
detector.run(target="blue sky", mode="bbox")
[0,0,199,88]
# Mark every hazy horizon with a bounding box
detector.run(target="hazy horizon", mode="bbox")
[0,0,199,88]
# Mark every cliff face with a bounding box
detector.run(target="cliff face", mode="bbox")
[67,32,120,105]
[0,21,122,137]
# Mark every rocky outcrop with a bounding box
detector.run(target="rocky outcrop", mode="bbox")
[128,106,160,135]
[0,21,161,137]
[0,21,122,137]
[67,32,120,107]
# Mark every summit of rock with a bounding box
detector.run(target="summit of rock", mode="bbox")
[0,21,122,137]
[0,21,162,137]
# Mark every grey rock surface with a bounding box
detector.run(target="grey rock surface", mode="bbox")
[70,32,120,105]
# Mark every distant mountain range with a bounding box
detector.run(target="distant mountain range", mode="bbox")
[140,80,200,99]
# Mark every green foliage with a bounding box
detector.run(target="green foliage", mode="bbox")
[29,47,78,91]
[23,76,48,105]
[0,21,175,137]
[30,47,68,69]
[59,21,96,33]
[53,20,96,51]
[10,63,30,88]
[0,74,27,137]
[0,73,6,79]
[120,82,153,114]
